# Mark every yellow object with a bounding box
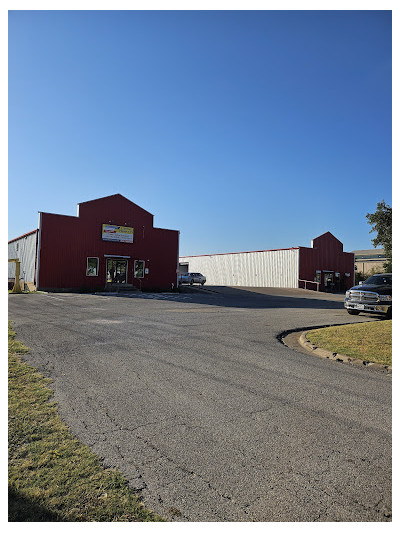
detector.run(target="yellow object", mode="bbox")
[8,259,22,293]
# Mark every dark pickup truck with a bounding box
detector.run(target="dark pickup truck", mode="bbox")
[344,273,392,318]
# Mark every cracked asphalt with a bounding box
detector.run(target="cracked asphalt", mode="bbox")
[8,286,391,521]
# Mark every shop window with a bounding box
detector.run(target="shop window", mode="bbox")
[134,260,145,278]
[86,257,99,276]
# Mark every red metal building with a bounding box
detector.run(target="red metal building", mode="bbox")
[9,200,354,293]
[23,194,179,291]
[298,232,355,291]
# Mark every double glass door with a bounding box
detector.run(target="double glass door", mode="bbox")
[106,259,128,284]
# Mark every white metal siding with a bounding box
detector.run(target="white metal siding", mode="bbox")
[180,248,299,288]
[8,232,38,282]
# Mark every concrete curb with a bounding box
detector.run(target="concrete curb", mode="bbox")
[299,331,392,373]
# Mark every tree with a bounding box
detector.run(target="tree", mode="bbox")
[366,201,392,272]
[355,266,381,285]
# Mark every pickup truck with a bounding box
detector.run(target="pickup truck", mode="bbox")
[344,273,392,318]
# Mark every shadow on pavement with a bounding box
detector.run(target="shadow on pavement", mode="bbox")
[99,285,352,312]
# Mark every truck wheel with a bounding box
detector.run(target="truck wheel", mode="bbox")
[347,309,360,315]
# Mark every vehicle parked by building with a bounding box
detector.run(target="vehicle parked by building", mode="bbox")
[178,272,206,286]
[179,232,355,291]
[344,273,392,318]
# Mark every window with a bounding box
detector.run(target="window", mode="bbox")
[86,257,99,276]
[364,275,391,286]
[315,270,321,283]
[134,260,145,278]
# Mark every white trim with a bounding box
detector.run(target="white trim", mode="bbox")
[104,254,131,258]
[134,259,145,279]
[176,230,180,287]
[298,247,301,288]
[36,212,42,289]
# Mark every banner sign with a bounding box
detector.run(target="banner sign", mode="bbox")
[102,224,134,243]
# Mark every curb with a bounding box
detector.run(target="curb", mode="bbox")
[298,331,392,374]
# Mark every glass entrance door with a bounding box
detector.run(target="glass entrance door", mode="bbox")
[106,259,128,284]
[323,271,334,290]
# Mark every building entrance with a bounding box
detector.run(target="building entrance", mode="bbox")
[323,271,334,291]
[106,259,128,284]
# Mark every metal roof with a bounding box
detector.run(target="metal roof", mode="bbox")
[180,247,300,258]
[8,229,37,244]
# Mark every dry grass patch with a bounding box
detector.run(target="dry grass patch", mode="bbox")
[306,320,391,366]
[8,321,164,522]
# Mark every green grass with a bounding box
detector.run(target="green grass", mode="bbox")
[8,321,164,522]
[306,320,392,366]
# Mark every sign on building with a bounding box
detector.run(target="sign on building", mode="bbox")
[102,224,134,243]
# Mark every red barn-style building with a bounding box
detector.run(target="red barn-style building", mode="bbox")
[298,232,355,291]
[9,198,354,294]
[8,194,179,292]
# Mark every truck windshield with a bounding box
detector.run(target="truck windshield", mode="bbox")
[364,275,391,285]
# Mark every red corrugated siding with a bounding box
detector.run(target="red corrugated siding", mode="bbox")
[38,195,179,290]
[299,232,354,291]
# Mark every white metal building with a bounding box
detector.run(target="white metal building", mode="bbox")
[179,233,355,291]
[8,230,38,290]
[179,247,300,288]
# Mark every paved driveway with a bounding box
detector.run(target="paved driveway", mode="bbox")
[8,287,391,521]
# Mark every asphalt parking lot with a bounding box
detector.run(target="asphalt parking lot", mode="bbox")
[8,286,391,521]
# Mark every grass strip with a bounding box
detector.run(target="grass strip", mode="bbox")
[8,321,164,522]
[306,320,391,366]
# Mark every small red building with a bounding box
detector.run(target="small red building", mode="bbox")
[298,232,355,291]
[9,194,179,292]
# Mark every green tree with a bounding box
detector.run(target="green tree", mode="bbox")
[366,200,392,272]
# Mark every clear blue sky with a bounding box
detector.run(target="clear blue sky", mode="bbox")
[8,10,392,255]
